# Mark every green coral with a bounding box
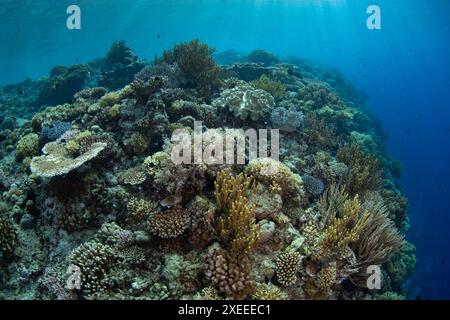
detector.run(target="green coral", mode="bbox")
[251,75,286,99]
[0,214,16,256]
[161,39,221,95]
[16,133,40,159]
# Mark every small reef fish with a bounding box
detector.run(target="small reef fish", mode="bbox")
[160,195,183,207]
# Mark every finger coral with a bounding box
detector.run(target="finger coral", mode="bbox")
[205,245,254,299]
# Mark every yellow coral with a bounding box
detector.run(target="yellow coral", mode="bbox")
[214,170,259,257]
[336,143,382,195]
[251,75,287,99]
[252,283,288,300]
[16,133,40,159]
[317,194,370,259]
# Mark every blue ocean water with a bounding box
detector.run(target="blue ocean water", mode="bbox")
[0,0,449,299]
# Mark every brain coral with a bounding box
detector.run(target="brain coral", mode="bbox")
[30,141,107,178]
[212,83,275,121]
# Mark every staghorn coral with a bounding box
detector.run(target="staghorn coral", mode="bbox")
[147,206,189,239]
[271,107,305,132]
[30,140,107,178]
[69,240,117,295]
[275,249,302,286]
[212,83,275,121]
[214,170,260,257]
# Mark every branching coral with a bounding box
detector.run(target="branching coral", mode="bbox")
[251,283,288,300]
[214,170,259,257]
[316,195,370,260]
[251,75,286,99]
[69,240,116,295]
[275,250,302,286]
[127,197,156,223]
[16,133,40,159]
[0,214,16,256]
[336,143,382,195]
[147,206,189,239]
[30,140,107,178]
[205,245,254,299]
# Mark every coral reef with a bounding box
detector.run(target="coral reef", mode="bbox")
[0,41,413,301]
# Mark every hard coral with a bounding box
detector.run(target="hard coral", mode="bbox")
[271,107,305,132]
[30,140,107,178]
[212,82,275,121]
[147,206,189,239]
[0,214,16,256]
[251,75,286,99]
[336,143,382,195]
[205,244,254,299]
[245,158,306,207]
[214,170,260,257]
[16,133,40,159]
[69,240,116,295]
[276,250,302,286]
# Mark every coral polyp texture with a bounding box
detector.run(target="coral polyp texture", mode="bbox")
[0,40,414,300]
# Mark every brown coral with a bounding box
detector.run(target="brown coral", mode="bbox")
[205,245,254,299]
[275,250,302,286]
[148,206,189,239]
[214,170,259,257]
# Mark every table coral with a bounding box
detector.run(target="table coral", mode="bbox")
[30,140,107,178]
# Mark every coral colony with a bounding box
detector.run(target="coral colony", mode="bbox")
[0,40,414,300]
